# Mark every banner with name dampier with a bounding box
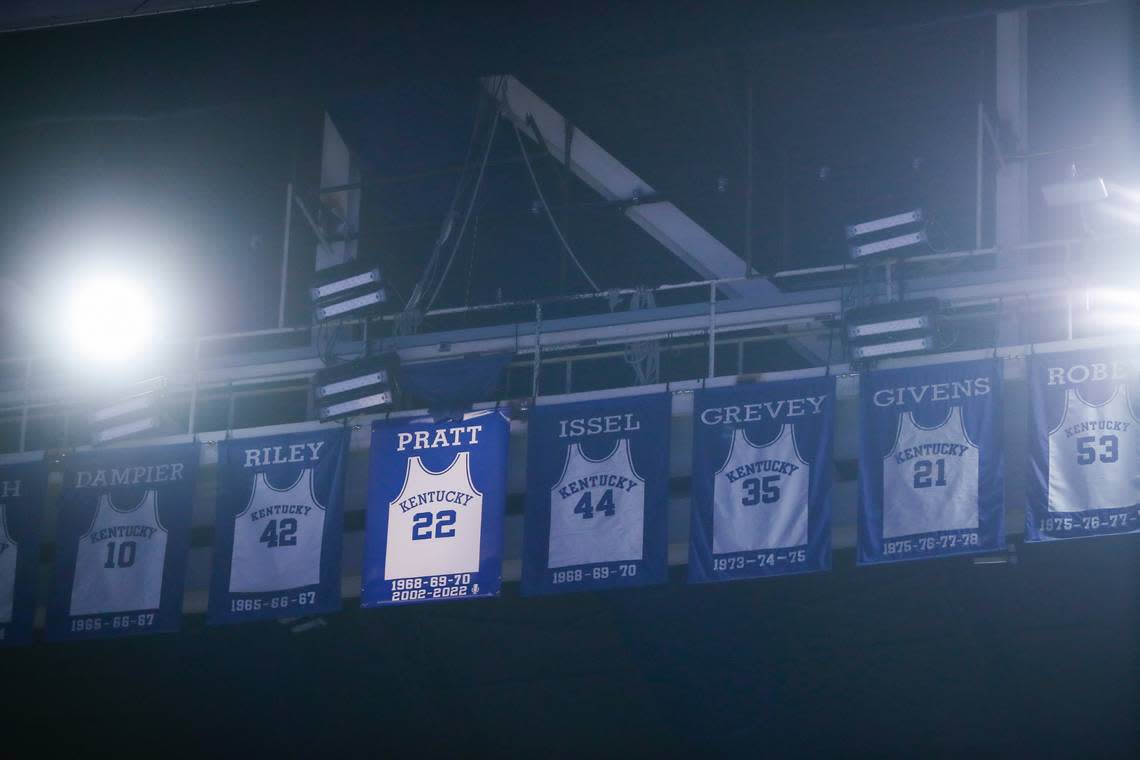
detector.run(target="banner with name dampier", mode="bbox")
[858,359,1004,564]
[361,410,508,606]
[1027,348,1140,541]
[209,429,348,624]
[522,393,669,595]
[48,444,198,641]
[0,461,47,647]
[690,377,834,583]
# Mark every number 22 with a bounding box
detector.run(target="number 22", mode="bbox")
[412,510,457,540]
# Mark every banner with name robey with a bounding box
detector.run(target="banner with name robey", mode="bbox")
[689,377,834,583]
[522,393,669,595]
[208,429,348,624]
[858,359,1004,564]
[0,462,46,647]
[1027,348,1140,541]
[47,444,198,641]
[361,410,508,606]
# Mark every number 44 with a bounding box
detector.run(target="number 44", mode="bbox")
[574,489,616,519]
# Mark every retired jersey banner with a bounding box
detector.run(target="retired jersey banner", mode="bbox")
[208,429,348,624]
[1027,348,1140,541]
[0,462,46,647]
[47,444,198,642]
[521,393,669,595]
[689,377,834,583]
[361,410,508,606]
[858,359,1003,564]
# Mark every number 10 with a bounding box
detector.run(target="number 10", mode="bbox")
[103,540,137,568]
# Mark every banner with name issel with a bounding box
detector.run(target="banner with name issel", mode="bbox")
[208,429,348,624]
[522,393,669,595]
[0,461,46,647]
[858,359,1004,564]
[1027,348,1140,541]
[48,444,198,641]
[689,377,834,583]
[361,410,508,606]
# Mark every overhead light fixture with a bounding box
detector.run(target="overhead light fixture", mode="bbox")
[313,354,397,421]
[845,209,923,239]
[89,380,165,445]
[311,260,386,322]
[845,208,926,260]
[89,393,157,425]
[65,275,157,362]
[92,416,160,445]
[319,391,394,420]
[849,230,928,260]
[851,336,934,360]
[1042,177,1107,208]
[846,299,937,361]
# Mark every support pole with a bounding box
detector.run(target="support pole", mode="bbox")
[975,102,984,250]
[18,358,32,452]
[278,182,294,328]
[187,338,202,437]
[532,302,543,399]
[707,282,717,378]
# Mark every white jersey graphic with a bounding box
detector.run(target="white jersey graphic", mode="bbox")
[229,468,325,593]
[69,491,168,616]
[881,406,979,539]
[548,438,644,569]
[385,452,482,580]
[0,505,17,624]
[714,424,810,554]
[1048,384,1140,512]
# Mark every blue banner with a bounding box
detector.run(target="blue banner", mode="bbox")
[689,377,833,583]
[521,393,669,595]
[361,410,508,606]
[47,443,199,641]
[208,429,348,624]
[1027,348,1140,541]
[0,461,46,647]
[858,359,1004,564]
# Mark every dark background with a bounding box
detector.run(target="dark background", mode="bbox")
[3,539,1137,756]
[1,1,1138,756]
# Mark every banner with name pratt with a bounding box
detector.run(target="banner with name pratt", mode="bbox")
[689,377,834,583]
[858,359,1003,564]
[48,444,198,641]
[1027,348,1140,541]
[209,429,348,624]
[522,393,669,595]
[362,410,508,606]
[0,462,46,647]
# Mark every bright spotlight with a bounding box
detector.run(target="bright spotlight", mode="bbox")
[65,276,156,362]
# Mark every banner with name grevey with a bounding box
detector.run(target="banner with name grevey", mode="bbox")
[48,444,198,641]
[689,377,834,583]
[0,462,46,647]
[858,359,1004,564]
[522,393,669,595]
[1027,348,1140,541]
[209,429,348,624]
[362,410,508,606]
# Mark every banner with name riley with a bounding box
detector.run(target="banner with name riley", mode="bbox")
[1027,348,1140,541]
[208,429,348,624]
[48,444,198,641]
[0,461,46,647]
[858,359,1003,564]
[361,410,508,606]
[522,393,669,595]
[689,377,834,583]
